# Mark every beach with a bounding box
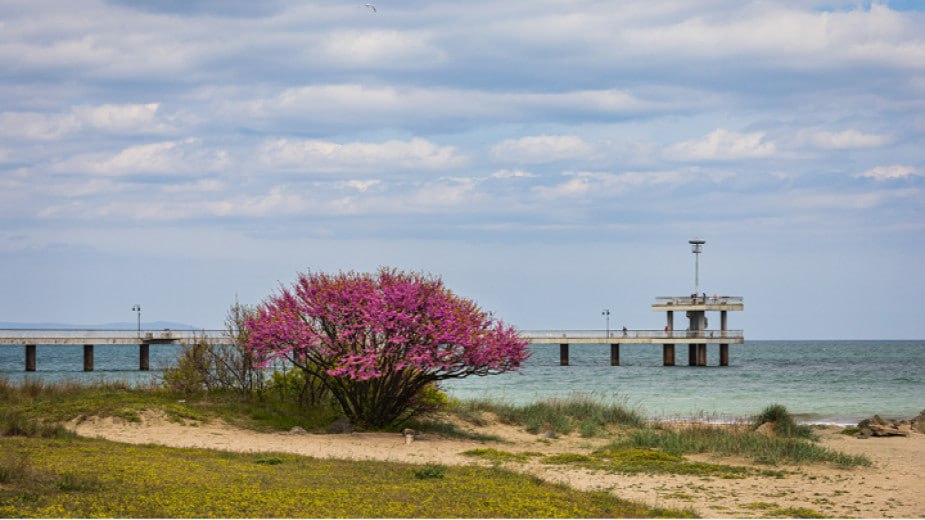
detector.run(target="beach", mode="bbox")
[70,410,925,518]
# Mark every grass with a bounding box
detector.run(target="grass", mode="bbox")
[753,404,815,439]
[742,502,826,518]
[461,448,543,463]
[606,425,870,467]
[456,395,643,436]
[0,436,693,518]
[0,377,341,434]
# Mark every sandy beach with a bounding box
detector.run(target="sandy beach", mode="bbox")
[69,412,925,518]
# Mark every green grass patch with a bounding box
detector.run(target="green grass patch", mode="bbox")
[742,502,825,518]
[0,436,693,518]
[607,425,870,467]
[403,418,505,443]
[0,377,343,434]
[413,465,447,480]
[461,448,542,463]
[752,404,815,439]
[457,395,643,436]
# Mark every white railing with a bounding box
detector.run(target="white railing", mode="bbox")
[654,296,743,306]
[0,329,227,341]
[520,329,744,340]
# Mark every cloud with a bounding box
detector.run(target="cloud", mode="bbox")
[856,164,923,180]
[318,30,446,68]
[622,3,925,68]
[232,85,669,133]
[52,138,229,177]
[0,103,169,141]
[533,170,695,200]
[339,179,382,192]
[491,135,593,164]
[260,138,466,173]
[665,129,777,161]
[491,169,537,179]
[798,129,892,150]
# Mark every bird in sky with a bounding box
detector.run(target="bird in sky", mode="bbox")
[364,3,377,12]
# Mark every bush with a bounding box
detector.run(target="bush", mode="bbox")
[162,301,266,397]
[246,268,529,428]
[753,404,814,439]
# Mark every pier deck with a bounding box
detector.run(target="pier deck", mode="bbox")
[1,328,744,371]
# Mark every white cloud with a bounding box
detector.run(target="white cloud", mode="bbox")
[856,164,923,181]
[491,169,537,179]
[72,103,165,133]
[53,138,229,176]
[0,103,170,141]
[665,129,777,161]
[317,30,446,68]
[236,85,666,130]
[799,129,891,150]
[622,3,925,68]
[339,179,382,192]
[533,170,694,200]
[260,138,466,173]
[491,135,593,164]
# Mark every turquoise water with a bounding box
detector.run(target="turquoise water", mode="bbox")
[2,341,923,424]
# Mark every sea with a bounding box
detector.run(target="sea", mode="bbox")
[1,341,923,425]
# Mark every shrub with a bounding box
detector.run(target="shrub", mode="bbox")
[753,404,814,439]
[163,301,266,397]
[246,268,529,428]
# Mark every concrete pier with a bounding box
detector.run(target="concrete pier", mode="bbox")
[25,344,36,372]
[559,343,569,366]
[83,344,93,371]
[140,344,150,371]
[610,344,620,366]
[663,344,675,366]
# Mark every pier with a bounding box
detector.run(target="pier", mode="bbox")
[1,319,743,372]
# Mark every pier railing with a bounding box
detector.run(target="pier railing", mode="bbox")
[520,329,744,341]
[654,296,743,306]
[0,329,228,345]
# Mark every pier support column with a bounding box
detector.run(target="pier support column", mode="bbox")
[720,344,729,366]
[559,343,569,366]
[25,345,36,372]
[688,345,697,366]
[697,344,707,366]
[83,344,94,372]
[139,344,150,371]
[610,344,620,366]
[662,344,675,366]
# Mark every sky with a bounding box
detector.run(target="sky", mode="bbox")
[1,0,923,339]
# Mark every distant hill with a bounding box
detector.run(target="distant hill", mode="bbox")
[0,321,203,330]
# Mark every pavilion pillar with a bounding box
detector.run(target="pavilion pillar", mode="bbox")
[662,344,675,366]
[83,344,94,372]
[720,344,729,366]
[610,344,620,366]
[559,343,569,366]
[25,345,36,372]
[139,344,150,371]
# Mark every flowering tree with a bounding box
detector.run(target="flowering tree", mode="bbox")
[246,268,529,428]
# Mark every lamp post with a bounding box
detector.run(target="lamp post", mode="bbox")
[689,239,705,296]
[132,305,141,337]
[602,309,610,337]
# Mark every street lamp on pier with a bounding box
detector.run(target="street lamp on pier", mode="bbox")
[602,309,610,337]
[132,305,141,337]
[689,239,705,296]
